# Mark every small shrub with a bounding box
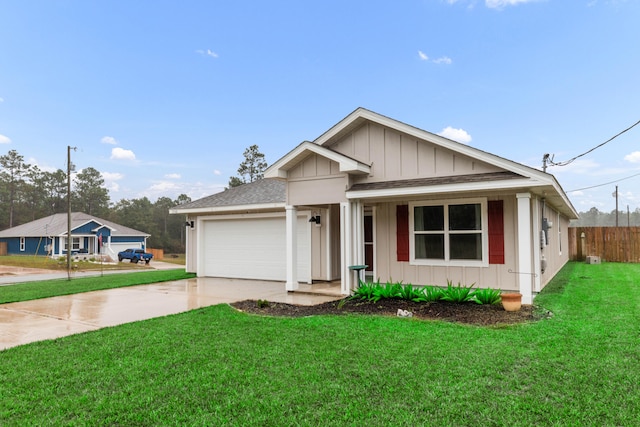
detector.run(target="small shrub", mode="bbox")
[398,283,420,301]
[351,280,379,300]
[372,282,402,302]
[414,285,444,303]
[441,280,475,303]
[256,299,270,308]
[471,288,502,305]
[336,299,347,310]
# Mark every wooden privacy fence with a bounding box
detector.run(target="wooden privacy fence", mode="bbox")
[568,227,640,263]
[147,248,164,260]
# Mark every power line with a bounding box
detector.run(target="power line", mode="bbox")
[567,170,640,192]
[545,118,640,169]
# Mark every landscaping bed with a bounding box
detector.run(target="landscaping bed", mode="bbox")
[232,298,540,326]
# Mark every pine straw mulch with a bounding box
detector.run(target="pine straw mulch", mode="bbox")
[231,298,546,327]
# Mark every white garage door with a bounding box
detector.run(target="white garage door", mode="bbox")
[201,215,310,282]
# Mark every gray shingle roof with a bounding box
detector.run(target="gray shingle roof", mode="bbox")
[0,212,150,238]
[173,179,285,211]
[349,171,523,192]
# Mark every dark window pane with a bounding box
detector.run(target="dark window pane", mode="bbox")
[449,204,481,230]
[450,234,482,260]
[414,206,444,231]
[364,216,373,242]
[415,234,444,259]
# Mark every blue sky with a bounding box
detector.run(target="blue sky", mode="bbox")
[1,0,638,213]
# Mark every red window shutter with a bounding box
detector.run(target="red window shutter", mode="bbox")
[397,205,409,262]
[488,200,505,264]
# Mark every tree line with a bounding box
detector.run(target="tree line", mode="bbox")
[0,149,192,253]
[0,145,269,253]
[570,207,640,227]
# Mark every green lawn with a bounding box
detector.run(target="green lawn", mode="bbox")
[0,254,147,271]
[1,262,639,425]
[0,270,195,304]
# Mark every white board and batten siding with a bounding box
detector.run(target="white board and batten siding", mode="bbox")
[198,213,311,283]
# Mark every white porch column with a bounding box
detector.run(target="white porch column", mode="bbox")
[353,200,364,267]
[324,208,332,281]
[285,205,299,291]
[516,193,534,304]
[340,202,352,295]
[531,197,542,293]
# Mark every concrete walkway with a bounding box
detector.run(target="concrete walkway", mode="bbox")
[0,277,343,351]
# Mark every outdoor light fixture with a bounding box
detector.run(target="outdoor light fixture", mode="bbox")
[185,220,194,228]
[308,215,321,226]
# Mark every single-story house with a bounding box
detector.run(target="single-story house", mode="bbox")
[0,212,150,260]
[171,108,578,303]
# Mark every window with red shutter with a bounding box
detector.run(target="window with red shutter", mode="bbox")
[396,205,409,262]
[488,200,505,264]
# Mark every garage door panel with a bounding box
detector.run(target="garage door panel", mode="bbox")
[202,216,309,282]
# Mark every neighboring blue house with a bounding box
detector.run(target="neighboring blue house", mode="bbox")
[0,212,150,260]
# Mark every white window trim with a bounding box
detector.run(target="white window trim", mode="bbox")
[64,237,81,251]
[19,237,25,252]
[409,197,489,267]
[557,211,562,256]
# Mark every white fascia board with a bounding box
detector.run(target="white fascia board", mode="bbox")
[346,178,540,200]
[264,141,370,179]
[72,219,102,233]
[170,202,286,216]
[91,224,115,232]
[339,158,370,174]
[265,169,288,179]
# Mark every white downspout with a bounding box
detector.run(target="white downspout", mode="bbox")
[516,193,534,304]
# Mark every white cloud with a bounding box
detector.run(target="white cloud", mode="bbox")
[438,126,472,144]
[102,171,124,181]
[418,51,452,65]
[134,179,225,202]
[101,171,124,193]
[571,190,584,196]
[213,169,221,175]
[0,97,4,102]
[165,173,181,179]
[624,151,640,163]
[27,157,57,172]
[107,181,120,193]
[149,181,181,192]
[485,0,540,8]
[433,56,453,65]
[110,147,136,161]
[101,136,118,145]
[0,134,11,144]
[197,49,219,58]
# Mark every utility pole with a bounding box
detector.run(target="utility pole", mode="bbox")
[613,185,619,228]
[67,146,77,279]
[542,154,550,173]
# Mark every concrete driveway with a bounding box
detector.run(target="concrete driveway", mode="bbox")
[0,277,342,351]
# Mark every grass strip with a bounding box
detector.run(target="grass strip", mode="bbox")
[1,262,639,425]
[0,270,195,304]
